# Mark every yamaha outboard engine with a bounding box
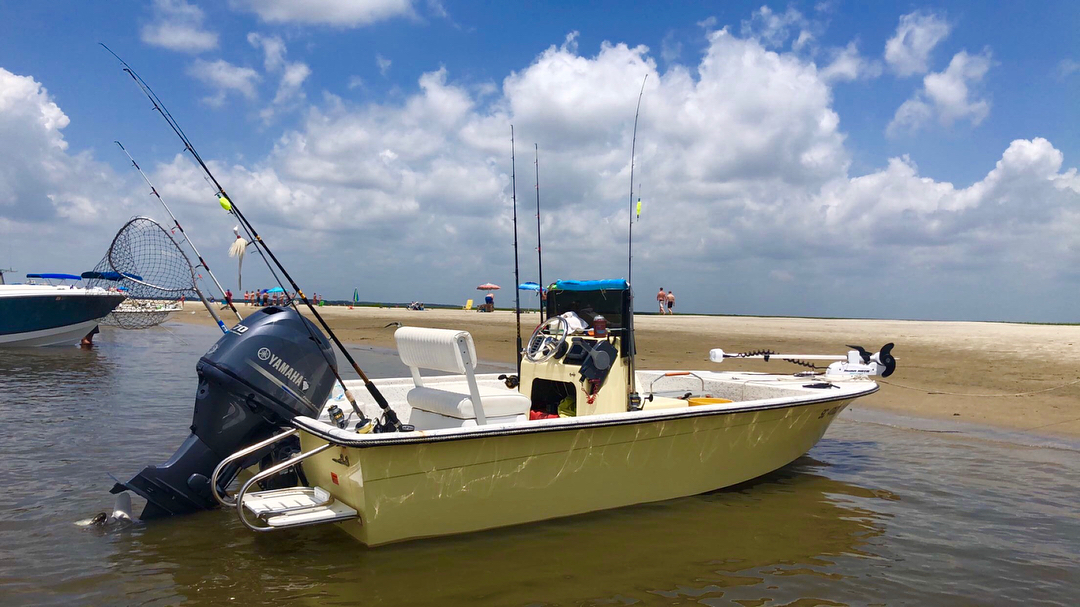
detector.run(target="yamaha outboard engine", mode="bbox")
[112,306,337,518]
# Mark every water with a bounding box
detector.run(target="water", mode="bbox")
[0,323,1077,606]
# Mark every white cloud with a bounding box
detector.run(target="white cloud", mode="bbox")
[885,11,950,76]
[660,31,682,64]
[247,32,286,72]
[5,19,1080,321]
[226,28,1076,320]
[140,0,218,53]
[0,68,142,270]
[187,59,261,107]
[376,54,392,77]
[426,0,448,20]
[887,50,992,135]
[1057,58,1080,78]
[231,0,415,27]
[741,6,810,50]
[248,34,311,121]
[820,41,882,83]
[817,138,1079,253]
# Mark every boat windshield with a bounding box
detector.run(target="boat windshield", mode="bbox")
[547,287,627,328]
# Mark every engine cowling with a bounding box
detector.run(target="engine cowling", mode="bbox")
[112,306,337,518]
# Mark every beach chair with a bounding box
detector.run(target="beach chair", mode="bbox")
[463,299,473,310]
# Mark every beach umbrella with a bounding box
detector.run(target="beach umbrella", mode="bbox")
[267,286,285,293]
[518,282,541,292]
[476,283,501,290]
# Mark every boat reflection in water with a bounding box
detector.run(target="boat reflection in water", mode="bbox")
[113,455,889,606]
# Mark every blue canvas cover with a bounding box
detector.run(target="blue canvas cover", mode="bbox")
[26,273,83,281]
[550,279,628,292]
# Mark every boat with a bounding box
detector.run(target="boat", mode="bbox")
[99,292,185,328]
[0,272,126,347]
[112,279,895,546]
[101,53,894,546]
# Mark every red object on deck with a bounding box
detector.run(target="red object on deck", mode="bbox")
[529,410,559,420]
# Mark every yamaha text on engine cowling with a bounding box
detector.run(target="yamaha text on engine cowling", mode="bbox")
[111,307,337,518]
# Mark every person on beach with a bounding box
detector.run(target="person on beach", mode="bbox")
[666,290,675,314]
[485,292,495,312]
[657,288,666,314]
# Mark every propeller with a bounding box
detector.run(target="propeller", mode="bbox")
[876,343,896,377]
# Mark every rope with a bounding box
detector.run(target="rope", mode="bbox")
[878,377,1080,398]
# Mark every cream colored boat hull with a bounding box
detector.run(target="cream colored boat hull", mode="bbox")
[299,397,852,546]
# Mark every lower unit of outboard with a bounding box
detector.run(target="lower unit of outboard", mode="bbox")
[112,306,337,518]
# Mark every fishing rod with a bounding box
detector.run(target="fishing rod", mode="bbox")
[626,74,647,399]
[534,144,544,322]
[627,74,647,290]
[115,140,242,328]
[510,126,522,375]
[102,44,408,432]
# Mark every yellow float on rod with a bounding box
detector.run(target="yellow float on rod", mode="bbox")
[218,195,232,212]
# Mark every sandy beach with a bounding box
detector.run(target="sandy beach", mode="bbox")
[170,305,1080,439]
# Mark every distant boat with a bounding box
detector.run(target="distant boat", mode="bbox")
[0,272,126,347]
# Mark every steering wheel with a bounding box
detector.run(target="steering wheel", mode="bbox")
[525,316,570,363]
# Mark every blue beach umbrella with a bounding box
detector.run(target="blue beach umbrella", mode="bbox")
[518,282,541,292]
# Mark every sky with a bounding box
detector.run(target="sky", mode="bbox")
[1,0,1079,322]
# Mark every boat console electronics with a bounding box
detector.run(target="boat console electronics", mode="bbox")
[112,306,338,518]
[519,280,636,417]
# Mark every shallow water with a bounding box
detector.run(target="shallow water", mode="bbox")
[0,322,1077,606]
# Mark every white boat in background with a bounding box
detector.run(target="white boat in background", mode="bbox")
[114,279,895,546]
[100,296,184,327]
[0,272,126,347]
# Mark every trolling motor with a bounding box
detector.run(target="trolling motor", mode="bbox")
[709,343,897,379]
[111,306,338,518]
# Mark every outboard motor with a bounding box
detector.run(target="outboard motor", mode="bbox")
[112,306,337,518]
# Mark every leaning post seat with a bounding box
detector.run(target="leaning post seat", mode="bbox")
[394,327,531,428]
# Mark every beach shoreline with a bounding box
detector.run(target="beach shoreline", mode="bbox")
[167,304,1080,440]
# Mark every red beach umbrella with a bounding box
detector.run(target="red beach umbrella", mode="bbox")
[476,283,501,290]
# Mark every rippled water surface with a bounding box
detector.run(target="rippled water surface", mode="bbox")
[0,322,1077,606]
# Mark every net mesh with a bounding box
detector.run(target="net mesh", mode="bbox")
[86,217,203,329]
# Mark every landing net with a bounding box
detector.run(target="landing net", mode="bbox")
[87,216,205,329]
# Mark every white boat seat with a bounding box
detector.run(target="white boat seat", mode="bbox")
[408,383,532,419]
[395,326,530,425]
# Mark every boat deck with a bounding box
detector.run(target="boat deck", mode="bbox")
[297,371,877,446]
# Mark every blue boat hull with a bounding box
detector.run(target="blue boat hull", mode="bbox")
[0,292,127,346]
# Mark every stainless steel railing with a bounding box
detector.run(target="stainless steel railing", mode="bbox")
[210,428,299,508]
[235,443,334,532]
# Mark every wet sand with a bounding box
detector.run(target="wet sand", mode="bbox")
[170,305,1080,439]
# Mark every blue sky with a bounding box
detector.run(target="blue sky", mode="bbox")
[1,1,1079,321]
